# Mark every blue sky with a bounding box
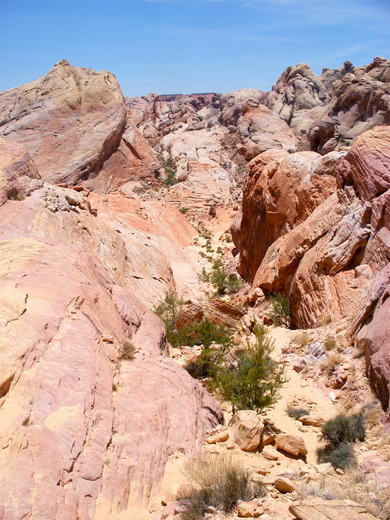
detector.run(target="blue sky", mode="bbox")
[1,0,389,97]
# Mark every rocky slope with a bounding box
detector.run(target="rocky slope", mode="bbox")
[261,57,390,153]
[0,139,222,520]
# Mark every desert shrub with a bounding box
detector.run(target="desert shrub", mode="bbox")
[183,320,233,379]
[321,413,365,448]
[324,339,337,351]
[165,169,178,187]
[176,318,233,349]
[294,332,310,346]
[179,207,189,214]
[317,413,365,470]
[185,347,219,380]
[213,325,284,413]
[266,294,291,328]
[119,340,136,361]
[154,291,186,343]
[287,407,310,419]
[317,314,332,326]
[158,154,178,187]
[178,455,265,520]
[317,442,356,470]
[201,258,242,295]
[320,352,342,375]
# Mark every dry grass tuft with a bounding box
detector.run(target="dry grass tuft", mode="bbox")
[119,339,137,361]
[294,332,310,346]
[320,352,342,375]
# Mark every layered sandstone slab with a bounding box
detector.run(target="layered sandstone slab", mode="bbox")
[290,498,379,520]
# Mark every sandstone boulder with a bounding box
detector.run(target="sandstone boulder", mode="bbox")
[298,415,325,427]
[237,499,264,518]
[0,60,160,192]
[276,434,307,457]
[274,477,294,493]
[229,410,264,451]
[176,299,244,331]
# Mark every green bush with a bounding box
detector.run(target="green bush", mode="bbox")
[175,318,233,349]
[287,407,310,419]
[324,339,337,351]
[178,455,265,520]
[200,258,242,295]
[266,294,291,328]
[158,154,178,187]
[321,413,365,448]
[153,291,185,344]
[317,442,356,470]
[213,325,284,413]
[317,413,365,470]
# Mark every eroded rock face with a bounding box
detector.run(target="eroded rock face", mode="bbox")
[261,58,390,152]
[0,140,223,519]
[0,138,42,206]
[261,63,329,134]
[231,148,340,282]
[0,60,160,191]
[126,89,299,214]
[234,126,390,416]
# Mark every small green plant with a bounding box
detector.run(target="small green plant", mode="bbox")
[119,339,136,361]
[286,407,310,419]
[317,413,366,470]
[178,454,265,520]
[179,207,189,214]
[176,317,233,349]
[165,169,178,187]
[317,442,356,471]
[266,294,291,328]
[324,339,337,351]
[158,153,178,187]
[213,325,284,413]
[154,291,186,344]
[200,258,242,295]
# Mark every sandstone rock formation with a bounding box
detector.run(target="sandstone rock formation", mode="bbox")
[0,60,160,191]
[261,58,390,152]
[176,299,245,330]
[0,139,223,519]
[233,125,390,417]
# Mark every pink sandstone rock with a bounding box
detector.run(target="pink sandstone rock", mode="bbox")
[0,60,160,191]
[0,139,223,519]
